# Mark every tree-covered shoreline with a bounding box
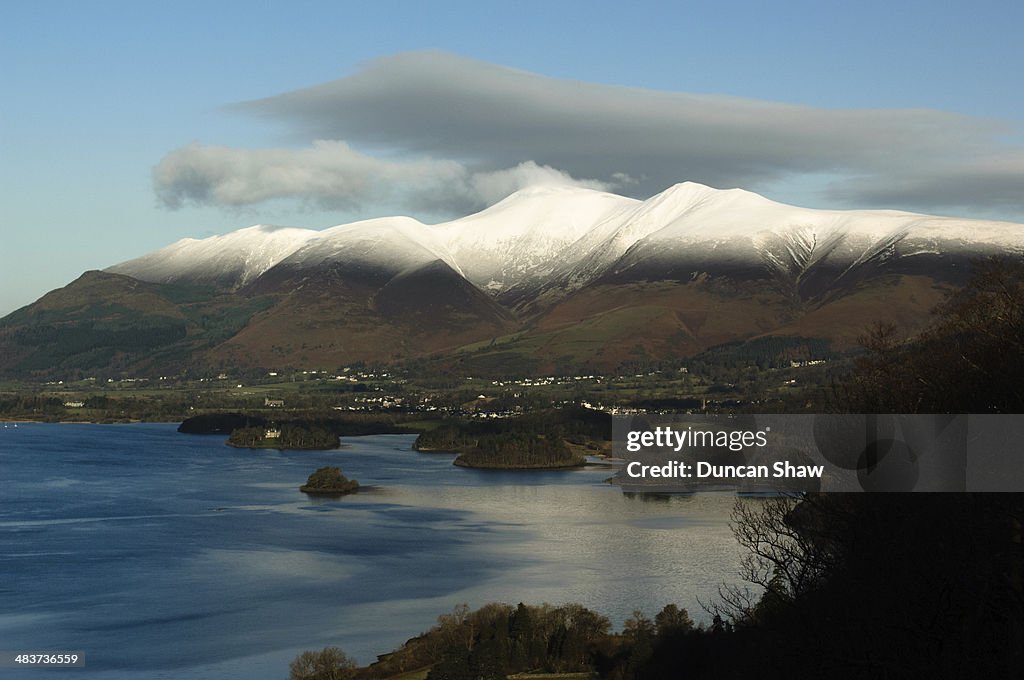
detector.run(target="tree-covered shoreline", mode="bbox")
[227,424,340,450]
[414,407,608,469]
[451,433,584,469]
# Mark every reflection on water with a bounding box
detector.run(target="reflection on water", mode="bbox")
[0,424,752,679]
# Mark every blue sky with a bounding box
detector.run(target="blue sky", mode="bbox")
[3,0,1023,315]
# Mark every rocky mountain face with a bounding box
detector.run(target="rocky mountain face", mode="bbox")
[3,183,1021,377]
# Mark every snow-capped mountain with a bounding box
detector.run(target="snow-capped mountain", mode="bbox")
[510,182,1024,304]
[106,183,1023,305]
[5,182,1021,378]
[433,185,639,293]
[598,182,1022,282]
[107,224,319,288]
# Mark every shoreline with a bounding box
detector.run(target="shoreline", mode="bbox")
[453,458,587,471]
[226,441,347,451]
[3,419,162,425]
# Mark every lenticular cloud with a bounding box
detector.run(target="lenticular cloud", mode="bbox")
[154,51,1024,217]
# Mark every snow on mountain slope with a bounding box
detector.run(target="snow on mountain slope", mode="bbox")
[275,216,461,277]
[612,183,916,276]
[543,182,1024,297]
[107,224,319,288]
[431,185,639,292]
[105,183,1024,304]
[519,183,729,293]
[626,182,1021,251]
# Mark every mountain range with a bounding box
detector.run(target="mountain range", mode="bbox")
[3,182,1022,378]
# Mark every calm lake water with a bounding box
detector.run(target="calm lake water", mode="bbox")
[0,423,748,679]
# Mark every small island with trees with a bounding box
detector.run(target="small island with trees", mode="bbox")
[414,406,609,470]
[452,432,585,469]
[227,424,340,450]
[299,466,360,495]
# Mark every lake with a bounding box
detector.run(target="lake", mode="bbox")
[0,423,749,679]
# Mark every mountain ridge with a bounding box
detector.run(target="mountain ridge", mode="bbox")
[4,183,1022,378]
[105,182,1024,304]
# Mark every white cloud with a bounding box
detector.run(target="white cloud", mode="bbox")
[154,141,613,215]
[469,161,617,206]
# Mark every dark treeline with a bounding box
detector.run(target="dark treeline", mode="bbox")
[178,412,264,434]
[415,406,610,451]
[178,412,423,437]
[606,492,1024,679]
[0,391,201,422]
[835,257,1024,414]
[350,602,617,679]
[415,406,609,468]
[0,393,66,415]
